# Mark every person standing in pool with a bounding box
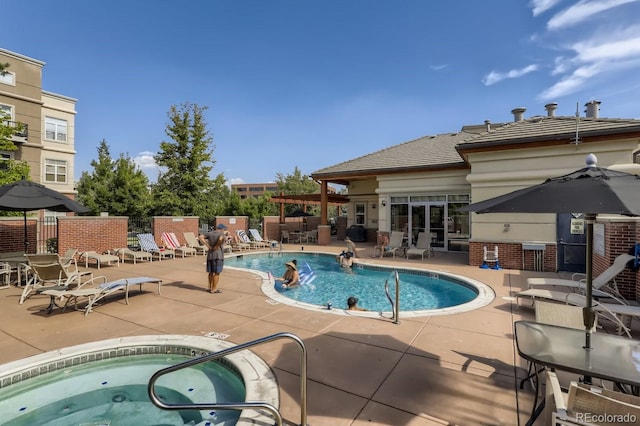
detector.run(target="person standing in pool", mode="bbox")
[339,236,358,267]
[274,260,300,289]
[199,223,228,293]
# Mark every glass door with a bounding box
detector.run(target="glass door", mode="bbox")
[410,205,426,247]
[428,204,445,250]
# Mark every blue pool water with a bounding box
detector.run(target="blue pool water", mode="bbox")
[226,253,482,312]
[1,354,245,425]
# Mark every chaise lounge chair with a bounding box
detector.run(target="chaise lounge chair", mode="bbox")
[374,231,404,258]
[19,254,93,309]
[526,253,634,303]
[161,232,197,258]
[137,233,176,261]
[80,251,120,269]
[115,248,152,264]
[406,232,432,261]
[249,228,278,249]
[183,231,207,256]
[42,276,163,316]
[515,290,633,337]
[236,230,263,250]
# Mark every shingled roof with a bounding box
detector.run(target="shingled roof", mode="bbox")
[457,115,640,148]
[312,131,474,179]
[311,113,640,182]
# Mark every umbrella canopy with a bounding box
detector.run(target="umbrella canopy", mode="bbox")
[0,179,89,252]
[462,154,640,349]
[286,209,314,217]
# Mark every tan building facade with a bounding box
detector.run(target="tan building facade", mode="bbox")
[0,48,78,203]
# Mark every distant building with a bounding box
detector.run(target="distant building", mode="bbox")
[231,183,279,199]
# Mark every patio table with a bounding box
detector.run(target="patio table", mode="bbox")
[514,320,640,425]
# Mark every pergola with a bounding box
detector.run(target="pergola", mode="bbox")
[270,193,349,224]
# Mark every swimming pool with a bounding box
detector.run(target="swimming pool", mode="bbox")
[226,252,494,316]
[0,335,278,426]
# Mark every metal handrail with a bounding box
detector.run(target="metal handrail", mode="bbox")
[383,270,400,324]
[148,332,308,426]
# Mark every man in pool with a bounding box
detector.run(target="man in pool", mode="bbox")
[339,236,358,267]
[347,296,367,311]
[274,260,300,289]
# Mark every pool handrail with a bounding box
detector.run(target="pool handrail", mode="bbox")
[383,270,400,324]
[148,331,307,426]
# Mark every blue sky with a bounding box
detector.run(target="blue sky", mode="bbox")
[5,0,640,185]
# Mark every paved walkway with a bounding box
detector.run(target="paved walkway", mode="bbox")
[1,243,635,425]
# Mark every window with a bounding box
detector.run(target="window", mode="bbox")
[0,71,15,86]
[45,117,67,142]
[355,203,365,225]
[0,104,12,122]
[45,159,67,183]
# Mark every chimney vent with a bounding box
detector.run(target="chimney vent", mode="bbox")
[511,107,526,122]
[584,100,601,118]
[544,102,558,117]
[484,120,491,132]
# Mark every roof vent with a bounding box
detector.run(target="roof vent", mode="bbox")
[544,102,558,117]
[584,100,601,118]
[511,107,526,122]
[484,120,491,132]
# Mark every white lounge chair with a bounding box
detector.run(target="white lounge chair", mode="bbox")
[515,290,633,337]
[374,231,404,258]
[527,253,634,303]
[236,230,262,249]
[137,233,175,261]
[406,232,432,261]
[115,248,152,264]
[42,276,163,316]
[19,254,91,305]
[248,228,276,249]
[80,251,120,269]
[161,232,197,258]
[183,232,207,256]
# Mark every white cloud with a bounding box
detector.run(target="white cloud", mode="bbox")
[547,0,640,31]
[429,64,449,71]
[541,26,640,98]
[228,177,245,185]
[133,151,157,170]
[530,0,563,16]
[482,64,539,86]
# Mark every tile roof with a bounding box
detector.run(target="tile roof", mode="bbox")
[458,116,640,147]
[311,115,640,179]
[312,131,474,177]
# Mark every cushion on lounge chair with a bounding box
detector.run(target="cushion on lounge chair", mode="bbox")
[137,234,175,260]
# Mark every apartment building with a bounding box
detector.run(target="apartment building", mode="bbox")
[0,48,78,214]
[231,182,279,199]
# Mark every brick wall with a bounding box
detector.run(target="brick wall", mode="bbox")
[598,220,637,300]
[262,216,280,241]
[58,216,128,256]
[0,217,37,253]
[469,241,557,272]
[151,216,200,246]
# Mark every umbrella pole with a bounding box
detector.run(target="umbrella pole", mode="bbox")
[583,213,596,384]
[23,210,28,254]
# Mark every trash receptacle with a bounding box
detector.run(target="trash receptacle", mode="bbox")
[346,225,367,242]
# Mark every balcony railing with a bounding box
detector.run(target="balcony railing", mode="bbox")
[7,121,28,141]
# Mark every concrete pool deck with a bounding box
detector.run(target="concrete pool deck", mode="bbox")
[1,242,637,425]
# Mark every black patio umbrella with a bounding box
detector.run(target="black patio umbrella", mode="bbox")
[461,154,640,349]
[0,179,89,252]
[285,209,314,217]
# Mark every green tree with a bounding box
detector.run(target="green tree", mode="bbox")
[151,103,226,217]
[275,167,320,215]
[77,140,151,216]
